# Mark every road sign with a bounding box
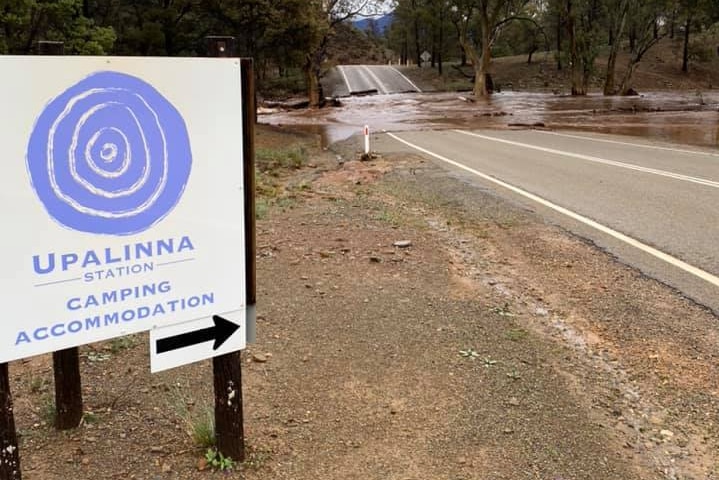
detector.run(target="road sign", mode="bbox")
[0,56,246,366]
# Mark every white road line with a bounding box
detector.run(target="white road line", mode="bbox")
[455,130,719,189]
[362,66,389,94]
[534,129,719,157]
[386,131,719,289]
[389,66,423,93]
[338,65,352,93]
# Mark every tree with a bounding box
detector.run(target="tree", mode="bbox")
[616,0,667,94]
[603,0,630,94]
[303,0,388,107]
[451,0,532,97]
[0,0,116,54]
[677,0,718,73]
[561,0,602,95]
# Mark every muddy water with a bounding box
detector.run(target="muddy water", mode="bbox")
[259,91,719,149]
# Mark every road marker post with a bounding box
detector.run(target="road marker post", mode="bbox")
[364,125,370,155]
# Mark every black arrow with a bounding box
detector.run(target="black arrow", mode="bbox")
[156,315,240,354]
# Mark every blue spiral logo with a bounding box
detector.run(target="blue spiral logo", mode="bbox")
[27,71,192,236]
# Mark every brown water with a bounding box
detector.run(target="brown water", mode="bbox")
[259,91,719,150]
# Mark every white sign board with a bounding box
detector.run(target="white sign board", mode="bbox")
[0,56,246,368]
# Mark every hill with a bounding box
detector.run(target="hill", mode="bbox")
[327,22,393,66]
[353,13,394,35]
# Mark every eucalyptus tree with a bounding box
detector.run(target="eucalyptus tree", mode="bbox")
[615,0,668,94]
[602,0,631,94]
[677,0,719,72]
[450,0,533,96]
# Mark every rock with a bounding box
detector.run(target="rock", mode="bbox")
[393,240,412,248]
[252,353,268,363]
[507,397,520,407]
[660,429,674,439]
[369,256,382,263]
[503,427,514,434]
[161,463,172,473]
[197,457,208,471]
[150,446,164,453]
[648,415,663,425]
[81,457,90,465]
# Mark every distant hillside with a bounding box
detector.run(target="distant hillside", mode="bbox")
[327,22,393,65]
[353,13,394,35]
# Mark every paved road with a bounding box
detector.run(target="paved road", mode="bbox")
[323,65,421,97]
[377,128,719,313]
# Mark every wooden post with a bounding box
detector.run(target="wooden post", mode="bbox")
[0,364,21,480]
[206,36,255,463]
[52,349,83,430]
[241,58,257,330]
[36,40,84,431]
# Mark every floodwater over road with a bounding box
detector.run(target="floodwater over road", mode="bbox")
[259,90,719,150]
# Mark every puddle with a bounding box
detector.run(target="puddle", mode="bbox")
[259,91,719,149]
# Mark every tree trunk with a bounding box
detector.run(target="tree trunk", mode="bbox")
[438,10,444,75]
[528,45,537,64]
[618,59,639,94]
[305,54,324,108]
[556,11,563,70]
[669,8,676,39]
[414,14,421,67]
[567,1,584,95]
[458,23,486,97]
[467,12,492,98]
[604,49,619,95]
[682,15,691,73]
[603,0,629,95]
[474,26,492,97]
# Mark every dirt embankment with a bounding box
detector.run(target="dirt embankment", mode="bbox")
[8,125,719,479]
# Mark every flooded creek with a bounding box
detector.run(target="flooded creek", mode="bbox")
[259,90,719,150]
